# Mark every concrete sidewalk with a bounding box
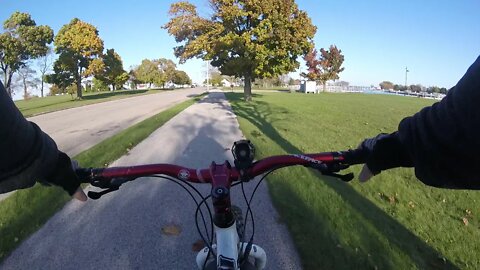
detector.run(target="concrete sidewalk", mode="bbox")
[1,91,302,269]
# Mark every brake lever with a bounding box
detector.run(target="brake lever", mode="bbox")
[88,177,134,199]
[305,162,354,182]
[88,187,119,200]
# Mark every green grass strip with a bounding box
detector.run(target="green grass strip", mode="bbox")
[0,93,205,261]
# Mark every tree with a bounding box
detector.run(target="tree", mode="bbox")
[164,0,316,101]
[393,84,407,91]
[45,60,75,93]
[0,12,53,97]
[303,45,345,91]
[53,18,104,98]
[16,65,40,100]
[128,69,140,89]
[36,46,54,97]
[49,84,62,96]
[409,84,423,92]
[172,70,191,85]
[204,70,223,86]
[95,48,129,90]
[156,58,177,87]
[427,86,440,93]
[134,59,163,88]
[92,77,109,92]
[379,81,394,90]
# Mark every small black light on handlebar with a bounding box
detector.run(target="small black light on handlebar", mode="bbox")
[232,140,255,180]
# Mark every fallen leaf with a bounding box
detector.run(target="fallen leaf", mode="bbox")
[192,239,205,252]
[162,224,182,236]
[462,217,469,226]
[388,195,396,204]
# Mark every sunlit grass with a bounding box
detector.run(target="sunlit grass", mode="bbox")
[226,92,479,270]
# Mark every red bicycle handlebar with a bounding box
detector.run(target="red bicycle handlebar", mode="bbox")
[79,150,360,184]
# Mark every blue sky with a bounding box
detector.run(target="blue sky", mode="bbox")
[1,0,479,89]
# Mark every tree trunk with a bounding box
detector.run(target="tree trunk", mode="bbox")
[40,79,44,97]
[23,78,28,100]
[244,75,252,101]
[76,77,82,98]
[2,67,13,98]
[322,82,326,92]
[112,84,115,91]
[76,67,83,99]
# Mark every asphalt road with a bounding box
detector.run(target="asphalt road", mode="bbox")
[29,87,205,157]
[0,88,204,202]
[1,91,302,269]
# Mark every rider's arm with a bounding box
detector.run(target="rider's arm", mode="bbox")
[0,81,81,195]
[359,55,480,189]
[398,55,480,189]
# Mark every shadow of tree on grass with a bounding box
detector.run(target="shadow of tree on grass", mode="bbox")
[225,92,458,270]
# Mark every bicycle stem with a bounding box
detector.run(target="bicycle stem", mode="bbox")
[209,161,236,228]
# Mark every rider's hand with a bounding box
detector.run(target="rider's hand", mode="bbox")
[356,132,413,182]
[42,152,87,201]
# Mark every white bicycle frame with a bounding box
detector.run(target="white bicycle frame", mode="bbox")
[196,222,267,270]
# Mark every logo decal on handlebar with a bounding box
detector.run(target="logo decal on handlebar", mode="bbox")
[293,154,323,164]
[178,169,190,181]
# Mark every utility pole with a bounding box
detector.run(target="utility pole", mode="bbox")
[405,66,409,88]
[206,60,210,92]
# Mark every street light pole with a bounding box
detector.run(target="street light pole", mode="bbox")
[405,66,409,88]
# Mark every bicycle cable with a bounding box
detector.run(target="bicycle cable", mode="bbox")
[196,181,245,269]
[149,175,215,257]
[239,168,277,266]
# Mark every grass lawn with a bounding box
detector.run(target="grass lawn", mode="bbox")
[15,89,161,117]
[221,86,290,91]
[226,92,479,270]
[0,93,206,262]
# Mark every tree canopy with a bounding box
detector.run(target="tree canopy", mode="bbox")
[164,0,316,100]
[95,49,129,90]
[172,70,191,85]
[303,44,345,91]
[156,58,177,87]
[133,59,164,88]
[379,81,394,90]
[53,18,104,98]
[0,12,53,97]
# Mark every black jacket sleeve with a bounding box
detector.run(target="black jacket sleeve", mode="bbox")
[0,81,59,193]
[397,55,480,189]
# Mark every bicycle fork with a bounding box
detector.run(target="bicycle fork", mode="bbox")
[195,223,267,270]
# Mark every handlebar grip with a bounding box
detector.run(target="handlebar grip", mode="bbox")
[341,149,367,165]
[75,168,93,183]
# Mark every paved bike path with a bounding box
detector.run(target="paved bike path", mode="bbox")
[1,91,302,269]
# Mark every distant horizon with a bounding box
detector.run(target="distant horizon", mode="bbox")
[2,0,479,100]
